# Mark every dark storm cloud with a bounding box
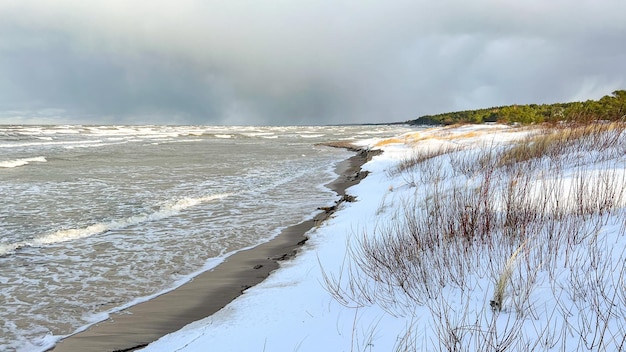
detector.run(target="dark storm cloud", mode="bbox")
[0,0,624,125]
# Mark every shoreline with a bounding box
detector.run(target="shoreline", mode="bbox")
[50,146,379,352]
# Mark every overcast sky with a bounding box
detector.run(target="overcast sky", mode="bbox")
[0,1,624,125]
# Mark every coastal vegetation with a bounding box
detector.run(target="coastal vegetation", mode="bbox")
[325,121,626,350]
[407,90,626,125]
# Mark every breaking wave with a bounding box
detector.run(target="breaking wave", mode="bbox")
[0,156,47,168]
[0,193,231,256]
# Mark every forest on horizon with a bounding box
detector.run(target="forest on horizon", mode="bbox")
[406,90,626,125]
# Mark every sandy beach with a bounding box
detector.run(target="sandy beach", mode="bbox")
[50,147,376,352]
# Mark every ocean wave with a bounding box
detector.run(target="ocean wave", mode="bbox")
[0,193,231,256]
[0,156,47,168]
[0,242,25,257]
[242,132,276,138]
[0,140,104,149]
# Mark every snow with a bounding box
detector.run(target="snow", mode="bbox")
[141,124,626,351]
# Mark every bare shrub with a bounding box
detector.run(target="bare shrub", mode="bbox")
[323,122,626,350]
[389,144,462,178]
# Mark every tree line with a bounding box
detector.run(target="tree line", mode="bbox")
[406,90,626,125]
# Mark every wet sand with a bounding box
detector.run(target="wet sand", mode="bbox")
[51,147,379,352]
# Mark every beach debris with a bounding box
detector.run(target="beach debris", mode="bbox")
[341,194,357,202]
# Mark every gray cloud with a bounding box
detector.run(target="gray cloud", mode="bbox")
[0,0,624,125]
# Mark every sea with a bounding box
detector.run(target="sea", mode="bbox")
[0,124,413,351]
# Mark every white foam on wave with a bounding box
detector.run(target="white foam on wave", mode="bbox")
[86,126,189,140]
[63,141,124,149]
[0,156,47,168]
[0,140,104,149]
[241,132,277,139]
[36,193,231,246]
[0,193,231,256]
[0,242,24,256]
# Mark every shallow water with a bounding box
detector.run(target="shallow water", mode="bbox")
[0,124,413,351]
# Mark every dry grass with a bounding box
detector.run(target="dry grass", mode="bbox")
[374,137,407,147]
[497,122,626,167]
[374,133,437,147]
[389,144,461,178]
[442,131,481,140]
[491,242,528,312]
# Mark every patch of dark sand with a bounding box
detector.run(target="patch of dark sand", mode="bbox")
[51,146,378,352]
